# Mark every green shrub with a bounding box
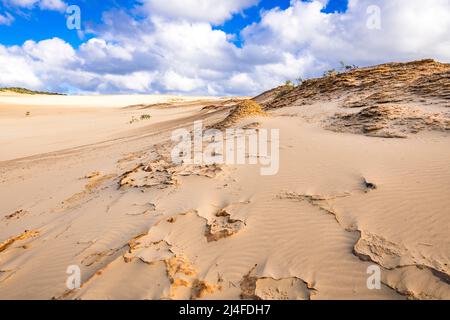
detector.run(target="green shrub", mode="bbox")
[140,114,152,120]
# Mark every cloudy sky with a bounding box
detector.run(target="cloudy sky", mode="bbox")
[0,0,449,95]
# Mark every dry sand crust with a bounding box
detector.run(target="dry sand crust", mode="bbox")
[0,60,449,300]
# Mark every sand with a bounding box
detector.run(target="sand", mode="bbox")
[0,95,235,161]
[0,61,449,300]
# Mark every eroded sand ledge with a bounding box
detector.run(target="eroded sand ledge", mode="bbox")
[0,61,449,300]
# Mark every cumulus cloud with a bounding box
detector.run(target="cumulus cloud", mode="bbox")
[0,0,449,95]
[138,0,259,24]
[98,71,157,92]
[23,37,78,66]
[0,45,42,88]
[243,0,450,68]
[162,70,204,92]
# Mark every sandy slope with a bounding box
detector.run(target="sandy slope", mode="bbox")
[0,93,216,107]
[0,61,449,300]
[0,95,233,161]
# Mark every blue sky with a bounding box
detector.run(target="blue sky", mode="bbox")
[0,0,448,95]
[0,0,348,47]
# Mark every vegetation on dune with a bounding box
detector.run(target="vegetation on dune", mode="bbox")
[140,114,152,120]
[129,114,152,124]
[257,60,362,108]
[276,83,296,99]
[0,87,64,95]
[228,100,266,119]
[340,61,359,71]
[214,99,267,128]
[275,77,305,100]
[257,59,448,111]
[323,61,359,77]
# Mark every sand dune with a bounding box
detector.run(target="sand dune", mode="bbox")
[0,60,449,300]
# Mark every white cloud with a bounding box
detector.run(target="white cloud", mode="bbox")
[99,71,157,92]
[0,45,42,88]
[39,0,67,12]
[0,11,14,25]
[0,0,67,26]
[9,0,39,8]
[243,0,450,67]
[79,38,133,62]
[138,0,259,24]
[0,0,449,95]
[162,70,204,92]
[23,37,77,66]
[7,0,66,11]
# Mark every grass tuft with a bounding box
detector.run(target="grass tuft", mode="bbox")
[215,100,267,128]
